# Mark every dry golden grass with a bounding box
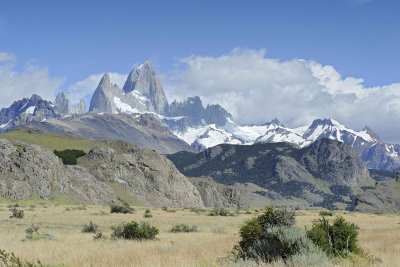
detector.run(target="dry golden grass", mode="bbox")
[0,204,398,267]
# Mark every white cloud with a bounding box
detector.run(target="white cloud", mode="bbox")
[66,72,127,103]
[167,48,400,143]
[0,52,15,63]
[0,53,64,108]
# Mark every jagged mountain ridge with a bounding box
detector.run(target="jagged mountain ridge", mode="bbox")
[0,60,400,168]
[55,92,86,116]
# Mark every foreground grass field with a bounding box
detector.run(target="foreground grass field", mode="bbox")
[0,204,399,267]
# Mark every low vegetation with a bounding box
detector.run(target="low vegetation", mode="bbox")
[25,225,55,241]
[111,221,159,240]
[110,203,134,214]
[319,210,334,216]
[143,209,152,218]
[10,207,24,219]
[82,221,98,233]
[54,149,86,165]
[208,208,235,216]
[0,205,396,266]
[171,224,198,233]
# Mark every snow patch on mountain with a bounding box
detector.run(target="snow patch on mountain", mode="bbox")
[25,106,35,115]
[113,97,140,114]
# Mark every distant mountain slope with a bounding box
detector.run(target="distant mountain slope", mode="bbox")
[168,139,375,209]
[0,94,60,131]
[25,113,194,154]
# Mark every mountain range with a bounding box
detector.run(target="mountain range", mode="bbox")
[0,61,399,170]
[0,60,399,212]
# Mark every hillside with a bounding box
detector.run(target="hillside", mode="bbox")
[168,139,376,210]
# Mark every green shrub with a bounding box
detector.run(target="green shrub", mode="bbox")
[54,149,86,165]
[110,203,134,214]
[82,221,98,233]
[233,207,327,265]
[0,248,51,267]
[208,208,235,216]
[319,210,334,217]
[307,216,361,257]
[10,207,24,219]
[171,224,198,233]
[111,221,159,240]
[143,209,152,218]
[25,225,55,241]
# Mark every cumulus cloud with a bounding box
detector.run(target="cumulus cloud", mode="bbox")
[167,48,400,143]
[0,52,64,108]
[66,72,127,103]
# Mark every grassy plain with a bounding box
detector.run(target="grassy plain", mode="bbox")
[0,204,399,267]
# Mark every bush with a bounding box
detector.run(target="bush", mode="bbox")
[171,224,198,233]
[319,210,334,217]
[233,207,327,265]
[110,203,134,214]
[208,208,235,216]
[93,232,108,240]
[54,149,86,165]
[143,209,152,218]
[10,208,24,219]
[82,221,98,233]
[111,221,159,240]
[25,225,55,241]
[307,216,361,257]
[0,248,46,267]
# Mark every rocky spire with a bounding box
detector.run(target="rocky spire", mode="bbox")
[123,62,169,115]
[89,73,115,113]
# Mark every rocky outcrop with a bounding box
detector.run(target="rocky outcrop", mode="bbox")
[299,139,370,186]
[352,178,400,213]
[0,138,204,207]
[168,139,373,209]
[79,142,203,207]
[0,139,116,204]
[55,92,86,116]
[189,176,309,209]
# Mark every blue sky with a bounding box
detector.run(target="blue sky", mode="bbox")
[1,0,400,142]
[0,0,398,86]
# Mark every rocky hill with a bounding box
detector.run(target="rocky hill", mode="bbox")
[0,138,203,207]
[168,139,375,209]
[351,173,400,213]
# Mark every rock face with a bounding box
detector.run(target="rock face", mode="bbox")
[0,94,60,132]
[0,139,204,207]
[26,113,194,154]
[89,74,124,113]
[351,177,400,213]
[168,139,373,209]
[79,141,203,207]
[55,92,86,116]
[299,139,370,187]
[166,96,233,131]
[89,64,169,115]
[188,176,311,208]
[123,62,169,115]
[0,139,116,204]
